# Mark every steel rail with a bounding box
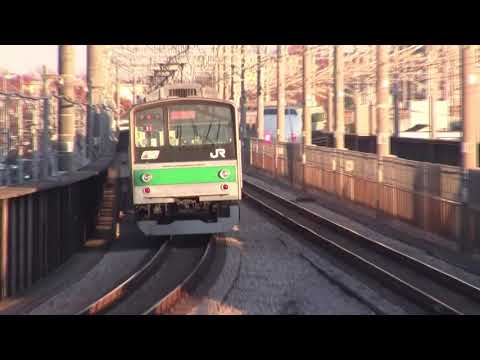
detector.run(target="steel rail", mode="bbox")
[77,238,171,315]
[243,179,480,315]
[143,237,214,315]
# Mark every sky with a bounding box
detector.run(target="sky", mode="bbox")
[0,45,87,75]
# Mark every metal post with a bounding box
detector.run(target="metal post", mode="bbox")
[1,199,9,298]
[240,45,247,139]
[42,97,50,179]
[427,46,437,139]
[303,45,313,146]
[223,46,228,100]
[256,46,265,140]
[354,91,361,136]
[334,45,345,149]
[441,46,450,101]
[231,45,236,101]
[41,66,52,178]
[352,56,359,136]
[115,62,120,130]
[393,76,400,138]
[327,46,334,133]
[133,70,137,105]
[264,48,270,105]
[327,89,334,132]
[31,100,40,181]
[16,77,24,183]
[376,45,391,157]
[218,46,224,100]
[277,45,286,143]
[58,45,76,172]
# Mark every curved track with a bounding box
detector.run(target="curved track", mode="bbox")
[243,179,480,315]
[77,240,170,315]
[144,238,214,315]
[79,235,214,315]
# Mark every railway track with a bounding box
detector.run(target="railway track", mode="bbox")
[78,235,214,315]
[243,179,480,315]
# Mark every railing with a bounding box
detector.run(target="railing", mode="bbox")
[0,90,118,186]
[0,91,120,301]
[249,138,480,252]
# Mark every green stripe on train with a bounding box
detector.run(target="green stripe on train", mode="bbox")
[133,166,237,186]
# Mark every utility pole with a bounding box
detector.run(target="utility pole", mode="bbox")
[133,70,137,105]
[41,65,51,179]
[277,45,286,142]
[87,45,105,159]
[334,45,345,149]
[368,46,377,136]
[256,45,265,140]
[376,45,391,157]
[16,76,24,158]
[218,46,224,100]
[240,45,247,138]
[58,45,76,172]
[460,45,480,251]
[352,55,362,136]
[115,62,120,128]
[213,46,218,92]
[326,46,334,133]
[15,76,25,183]
[303,45,314,146]
[31,77,41,180]
[230,45,236,101]
[441,46,450,101]
[264,47,270,105]
[327,89,334,132]
[461,45,479,170]
[427,45,437,139]
[223,45,228,100]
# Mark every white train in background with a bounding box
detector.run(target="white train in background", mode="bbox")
[260,106,326,143]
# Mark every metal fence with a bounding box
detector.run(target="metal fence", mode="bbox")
[250,138,480,252]
[0,158,113,299]
[0,91,117,186]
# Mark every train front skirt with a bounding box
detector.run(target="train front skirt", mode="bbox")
[136,204,240,236]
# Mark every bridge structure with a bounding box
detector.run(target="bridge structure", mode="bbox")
[0,44,479,302]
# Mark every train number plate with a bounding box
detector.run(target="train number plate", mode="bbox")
[141,150,160,160]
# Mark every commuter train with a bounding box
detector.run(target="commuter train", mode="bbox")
[129,83,242,236]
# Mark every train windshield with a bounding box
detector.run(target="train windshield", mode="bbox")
[134,109,164,148]
[167,104,234,147]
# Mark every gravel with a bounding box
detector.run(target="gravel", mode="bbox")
[207,203,377,315]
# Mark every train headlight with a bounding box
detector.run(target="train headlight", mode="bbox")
[141,173,153,183]
[218,169,231,180]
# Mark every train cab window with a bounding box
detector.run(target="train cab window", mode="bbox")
[167,104,234,147]
[134,109,164,148]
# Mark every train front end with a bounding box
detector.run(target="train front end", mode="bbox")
[129,96,241,236]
